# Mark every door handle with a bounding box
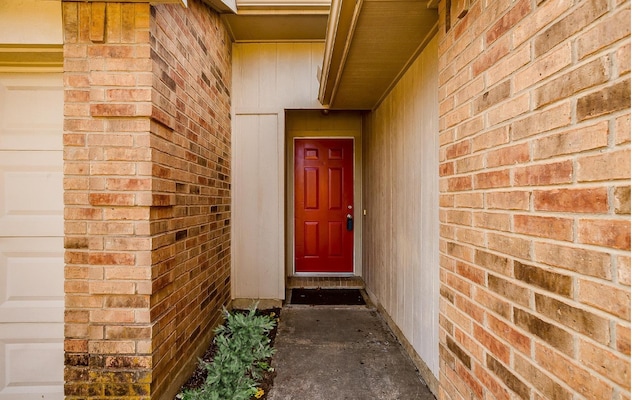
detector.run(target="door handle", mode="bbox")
[346,213,354,231]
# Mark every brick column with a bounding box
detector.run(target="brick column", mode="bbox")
[63,2,154,397]
[62,1,233,398]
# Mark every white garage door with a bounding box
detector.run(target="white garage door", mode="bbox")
[0,73,64,399]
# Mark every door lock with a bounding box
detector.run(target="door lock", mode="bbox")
[346,213,354,231]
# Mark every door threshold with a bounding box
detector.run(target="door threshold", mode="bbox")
[287,275,365,289]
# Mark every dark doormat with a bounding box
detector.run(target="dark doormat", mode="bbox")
[290,288,366,305]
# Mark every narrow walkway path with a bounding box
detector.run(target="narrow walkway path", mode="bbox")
[267,306,437,400]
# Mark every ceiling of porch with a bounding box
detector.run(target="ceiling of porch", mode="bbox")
[221,0,331,42]
[221,0,439,110]
[318,0,439,110]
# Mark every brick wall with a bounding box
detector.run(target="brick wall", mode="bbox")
[62,1,231,398]
[437,0,630,399]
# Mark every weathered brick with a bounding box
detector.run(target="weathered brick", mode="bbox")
[577,7,630,60]
[514,42,571,93]
[475,249,511,276]
[456,154,484,174]
[514,308,574,356]
[577,79,631,121]
[535,294,610,344]
[532,120,608,160]
[474,287,511,321]
[474,80,510,113]
[534,0,608,57]
[617,255,630,286]
[487,355,530,399]
[616,323,631,355]
[615,112,630,145]
[534,57,610,109]
[473,211,510,232]
[487,233,531,260]
[513,354,572,400]
[579,339,630,389]
[514,261,572,297]
[535,344,614,399]
[488,275,530,307]
[534,242,611,279]
[512,101,571,141]
[486,191,530,211]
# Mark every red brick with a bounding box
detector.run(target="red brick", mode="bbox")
[578,279,630,320]
[535,344,614,400]
[577,218,630,250]
[487,314,530,355]
[513,214,573,241]
[474,170,510,189]
[578,148,630,183]
[579,339,630,389]
[445,175,473,192]
[513,160,572,186]
[474,325,510,364]
[472,37,510,77]
[486,143,529,168]
[487,0,531,45]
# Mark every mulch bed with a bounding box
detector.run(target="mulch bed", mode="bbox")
[174,308,281,400]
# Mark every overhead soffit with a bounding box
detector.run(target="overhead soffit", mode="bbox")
[222,0,331,42]
[319,0,438,110]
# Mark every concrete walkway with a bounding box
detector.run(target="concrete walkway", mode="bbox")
[267,306,437,400]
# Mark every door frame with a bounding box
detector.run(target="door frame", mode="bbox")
[284,110,363,278]
[292,137,356,276]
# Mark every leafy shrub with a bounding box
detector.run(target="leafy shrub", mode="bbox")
[181,306,276,400]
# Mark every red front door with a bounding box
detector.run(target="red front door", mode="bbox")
[294,138,354,273]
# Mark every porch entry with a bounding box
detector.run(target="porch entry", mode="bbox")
[294,138,354,274]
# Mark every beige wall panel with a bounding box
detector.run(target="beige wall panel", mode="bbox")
[0,0,63,44]
[232,114,283,299]
[232,43,325,300]
[363,37,439,375]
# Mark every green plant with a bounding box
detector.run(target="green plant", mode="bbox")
[181,306,276,400]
